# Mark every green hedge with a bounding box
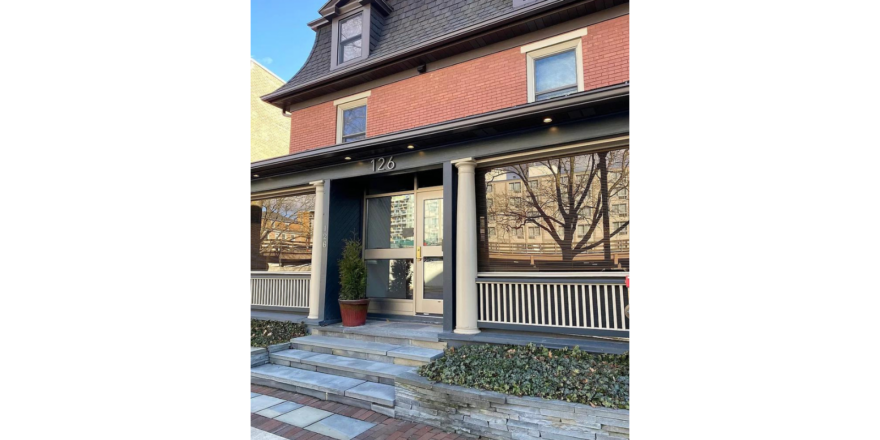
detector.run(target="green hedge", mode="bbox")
[418,344,629,409]
[251,319,308,347]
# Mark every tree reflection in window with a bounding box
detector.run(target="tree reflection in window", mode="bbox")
[478,148,629,271]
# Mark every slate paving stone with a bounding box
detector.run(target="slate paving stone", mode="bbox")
[252,392,262,398]
[275,406,334,427]
[258,401,305,418]
[251,427,287,440]
[253,395,287,412]
[304,414,376,440]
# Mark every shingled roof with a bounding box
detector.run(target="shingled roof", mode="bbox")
[267,0,539,101]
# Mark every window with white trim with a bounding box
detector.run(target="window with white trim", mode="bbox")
[335,94,369,144]
[523,29,586,103]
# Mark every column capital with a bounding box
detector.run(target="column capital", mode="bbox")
[309,180,325,188]
[453,158,476,171]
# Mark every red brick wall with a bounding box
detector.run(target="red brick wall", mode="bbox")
[288,101,336,154]
[288,15,628,155]
[582,14,629,91]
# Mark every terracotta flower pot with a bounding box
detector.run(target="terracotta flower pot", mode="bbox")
[339,299,370,327]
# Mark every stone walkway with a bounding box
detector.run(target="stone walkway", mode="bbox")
[251,384,466,440]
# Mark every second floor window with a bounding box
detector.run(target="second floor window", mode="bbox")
[523,29,586,103]
[534,49,578,101]
[341,104,366,142]
[509,182,521,192]
[338,13,363,64]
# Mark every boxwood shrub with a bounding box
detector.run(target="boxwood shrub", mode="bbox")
[251,319,308,347]
[418,344,628,409]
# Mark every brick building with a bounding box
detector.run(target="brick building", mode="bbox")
[251,0,630,341]
[251,59,291,162]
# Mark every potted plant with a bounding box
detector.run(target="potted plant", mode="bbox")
[338,237,368,327]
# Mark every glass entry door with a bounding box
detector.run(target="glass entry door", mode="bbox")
[415,190,443,315]
[363,187,443,316]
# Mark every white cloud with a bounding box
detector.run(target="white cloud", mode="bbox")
[261,57,273,65]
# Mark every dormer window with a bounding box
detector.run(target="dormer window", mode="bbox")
[338,13,363,64]
[327,1,392,70]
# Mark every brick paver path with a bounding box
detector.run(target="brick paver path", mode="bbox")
[251,384,467,440]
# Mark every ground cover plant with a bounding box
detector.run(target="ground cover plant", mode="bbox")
[251,319,308,347]
[418,343,629,409]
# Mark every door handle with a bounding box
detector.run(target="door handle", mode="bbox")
[416,246,421,261]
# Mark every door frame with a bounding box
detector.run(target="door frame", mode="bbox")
[414,189,444,315]
[362,184,444,316]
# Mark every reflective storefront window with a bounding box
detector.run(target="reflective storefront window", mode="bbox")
[476,147,629,272]
[251,194,316,272]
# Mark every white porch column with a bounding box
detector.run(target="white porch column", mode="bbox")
[307,180,326,320]
[454,159,480,335]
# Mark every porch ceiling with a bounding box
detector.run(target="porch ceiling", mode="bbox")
[251,83,629,180]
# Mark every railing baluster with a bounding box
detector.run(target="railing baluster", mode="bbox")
[567,285,574,327]
[477,283,486,321]
[502,283,508,323]
[611,284,618,329]
[603,285,610,329]
[574,284,581,327]
[555,284,561,326]
[538,284,544,325]
[588,285,595,328]
[524,284,531,324]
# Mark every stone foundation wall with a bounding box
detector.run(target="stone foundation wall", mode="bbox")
[394,372,628,440]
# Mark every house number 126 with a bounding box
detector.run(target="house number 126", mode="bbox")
[370,156,395,172]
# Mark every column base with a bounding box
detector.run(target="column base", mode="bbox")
[453,328,481,335]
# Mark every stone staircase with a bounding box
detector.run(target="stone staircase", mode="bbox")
[250,325,446,417]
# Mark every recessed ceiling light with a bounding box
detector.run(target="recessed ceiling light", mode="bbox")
[407,145,414,149]
[543,117,553,123]
[253,174,259,178]
[344,157,351,160]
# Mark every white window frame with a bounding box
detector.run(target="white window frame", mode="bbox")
[335,92,370,144]
[522,28,587,103]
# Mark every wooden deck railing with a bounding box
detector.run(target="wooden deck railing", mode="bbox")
[250,272,310,309]
[476,276,628,335]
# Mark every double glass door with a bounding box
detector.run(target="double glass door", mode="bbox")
[364,188,444,315]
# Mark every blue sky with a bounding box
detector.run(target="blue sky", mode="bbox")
[251,0,327,81]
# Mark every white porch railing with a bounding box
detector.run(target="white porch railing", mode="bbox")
[476,279,629,332]
[251,272,310,309]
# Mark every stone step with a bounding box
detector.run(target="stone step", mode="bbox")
[310,323,447,350]
[291,335,443,366]
[251,363,396,411]
[270,349,417,384]
[344,381,396,407]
